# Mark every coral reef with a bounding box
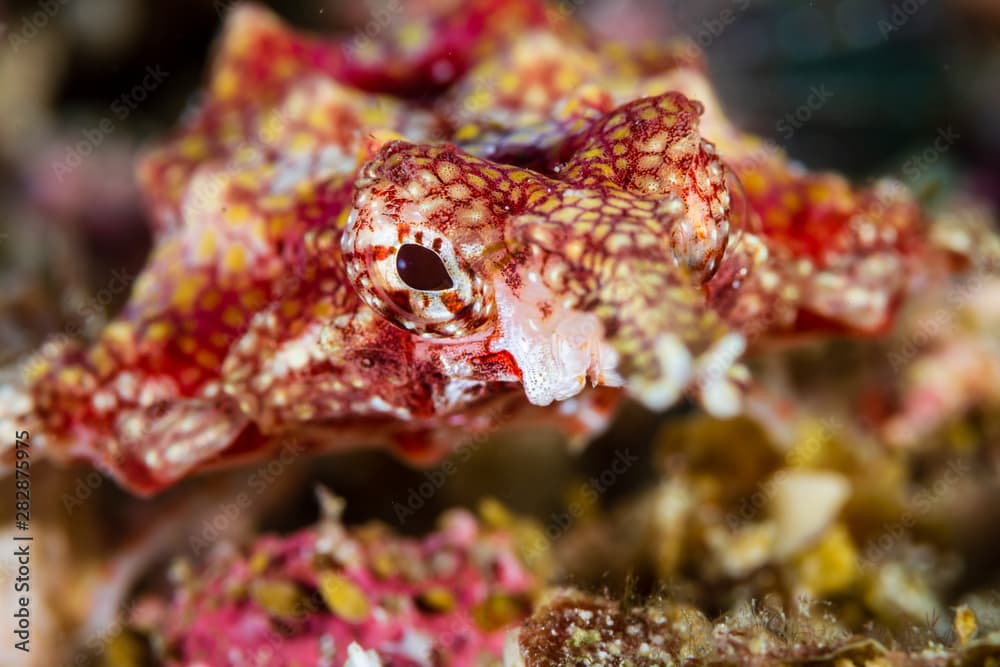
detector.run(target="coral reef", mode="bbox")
[128,497,548,666]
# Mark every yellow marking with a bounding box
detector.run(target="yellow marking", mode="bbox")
[224,204,252,224]
[273,57,296,79]
[564,239,585,263]
[210,332,232,349]
[212,68,238,99]
[258,111,287,144]
[311,300,336,319]
[554,66,579,91]
[639,106,659,121]
[333,208,351,229]
[307,108,332,130]
[436,162,460,184]
[104,321,133,346]
[550,207,579,223]
[178,336,197,354]
[146,320,173,342]
[806,182,831,205]
[268,214,295,237]
[88,346,116,378]
[261,194,293,212]
[223,306,247,329]
[179,136,208,159]
[534,197,560,214]
[525,189,547,207]
[223,245,248,274]
[607,233,631,253]
[200,289,222,311]
[195,231,218,263]
[58,366,87,388]
[765,208,791,228]
[290,132,315,153]
[499,72,519,95]
[455,124,480,142]
[592,163,614,179]
[397,22,429,53]
[196,349,220,369]
[171,276,205,311]
[740,169,767,197]
[241,289,267,310]
[658,97,679,112]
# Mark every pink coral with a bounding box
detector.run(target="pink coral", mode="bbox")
[142,504,544,666]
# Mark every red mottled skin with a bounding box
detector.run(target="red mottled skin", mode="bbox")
[1,1,940,494]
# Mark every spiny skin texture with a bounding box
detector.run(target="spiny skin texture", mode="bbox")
[137,506,546,667]
[5,2,937,493]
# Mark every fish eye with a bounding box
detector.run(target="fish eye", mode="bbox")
[396,243,454,291]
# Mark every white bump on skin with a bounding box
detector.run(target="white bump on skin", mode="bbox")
[694,332,746,418]
[344,643,383,667]
[490,276,623,406]
[384,630,434,667]
[630,334,692,410]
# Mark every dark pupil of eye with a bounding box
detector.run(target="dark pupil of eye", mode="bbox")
[396,243,454,291]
